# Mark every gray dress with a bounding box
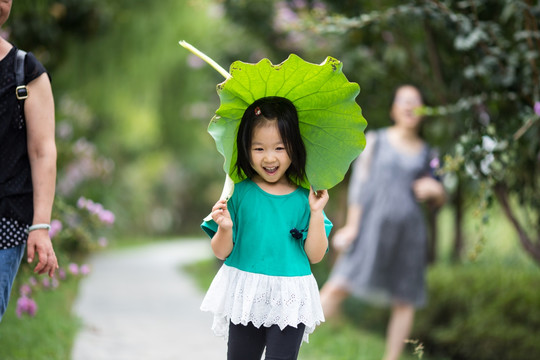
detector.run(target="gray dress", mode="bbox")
[329,128,432,308]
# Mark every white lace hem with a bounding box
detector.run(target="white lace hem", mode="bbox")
[200,264,325,343]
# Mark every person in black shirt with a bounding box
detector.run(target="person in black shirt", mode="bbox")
[0,0,58,321]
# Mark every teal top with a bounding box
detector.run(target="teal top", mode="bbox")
[201,179,333,277]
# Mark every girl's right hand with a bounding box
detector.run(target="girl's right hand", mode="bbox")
[332,225,358,252]
[211,199,233,230]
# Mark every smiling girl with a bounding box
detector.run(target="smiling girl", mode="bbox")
[200,96,332,360]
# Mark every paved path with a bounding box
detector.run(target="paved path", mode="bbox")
[71,239,226,360]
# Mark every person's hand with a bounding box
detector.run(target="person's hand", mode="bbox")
[331,225,358,252]
[309,188,329,213]
[412,176,444,203]
[27,230,58,277]
[211,199,233,230]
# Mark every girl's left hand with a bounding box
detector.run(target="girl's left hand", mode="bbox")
[309,188,329,212]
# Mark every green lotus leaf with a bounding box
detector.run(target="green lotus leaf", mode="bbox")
[208,53,367,191]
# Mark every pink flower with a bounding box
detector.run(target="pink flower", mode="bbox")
[49,219,62,238]
[77,197,115,225]
[58,268,67,280]
[28,277,38,287]
[77,196,88,209]
[68,263,79,275]
[42,278,51,288]
[51,278,60,288]
[534,101,540,116]
[19,284,32,297]
[16,296,37,318]
[80,264,91,275]
[98,209,115,225]
[86,200,104,215]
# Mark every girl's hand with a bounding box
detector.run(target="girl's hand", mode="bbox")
[332,225,358,252]
[309,188,329,213]
[211,199,233,230]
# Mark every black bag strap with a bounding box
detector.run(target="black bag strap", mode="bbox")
[13,49,28,128]
[15,49,28,101]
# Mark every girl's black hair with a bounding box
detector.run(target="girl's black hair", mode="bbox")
[235,96,307,184]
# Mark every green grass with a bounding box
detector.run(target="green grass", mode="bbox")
[299,320,427,360]
[0,269,81,360]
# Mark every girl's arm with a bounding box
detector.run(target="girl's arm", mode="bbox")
[305,189,329,264]
[25,73,58,277]
[210,200,234,260]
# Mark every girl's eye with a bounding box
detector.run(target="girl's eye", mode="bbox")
[253,147,263,152]
[276,146,285,151]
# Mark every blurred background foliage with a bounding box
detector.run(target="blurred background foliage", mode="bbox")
[7,0,539,250]
[3,1,540,358]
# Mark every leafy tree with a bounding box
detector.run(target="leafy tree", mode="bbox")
[243,0,540,264]
[5,0,116,70]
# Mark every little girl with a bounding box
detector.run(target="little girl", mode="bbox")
[201,96,332,360]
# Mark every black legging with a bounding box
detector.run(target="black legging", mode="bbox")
[227,321,306,360]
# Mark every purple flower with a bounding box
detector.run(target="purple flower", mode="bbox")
[80,264,91,275]
[49,219,62,239]
[28,277,38,287]
[51,278,60,289]
[98,210,115,225]
[20,284,32,297]
[68,263,79,275]
[77,196,88,209]
[16,296,37,318]
[85,199,103,215]
[534,101,540,116]
[76,197,115,225]
[430,157,440,170]
[58,268,67,280]
[42,278,51,289]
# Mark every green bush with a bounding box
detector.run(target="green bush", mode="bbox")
[414,264,540,360]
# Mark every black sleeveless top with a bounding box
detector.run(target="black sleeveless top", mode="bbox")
[0,46,48,248]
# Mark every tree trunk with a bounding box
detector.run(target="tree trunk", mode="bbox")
[493,183,540,266]
[452,178,464,261]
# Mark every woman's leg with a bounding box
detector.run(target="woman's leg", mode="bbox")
[319,281,349,319]
[382,303,415,360]
[227,321,266,360]
[264,323,306,360]
[0,244,26,322]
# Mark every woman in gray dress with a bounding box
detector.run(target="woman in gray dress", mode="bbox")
[320,85,446,360]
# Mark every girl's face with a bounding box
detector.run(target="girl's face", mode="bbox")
[390,86,424,130]
[249,120,292,185]
[0,0,12,28]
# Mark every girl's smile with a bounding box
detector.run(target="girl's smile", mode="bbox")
[249,120,292,186]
